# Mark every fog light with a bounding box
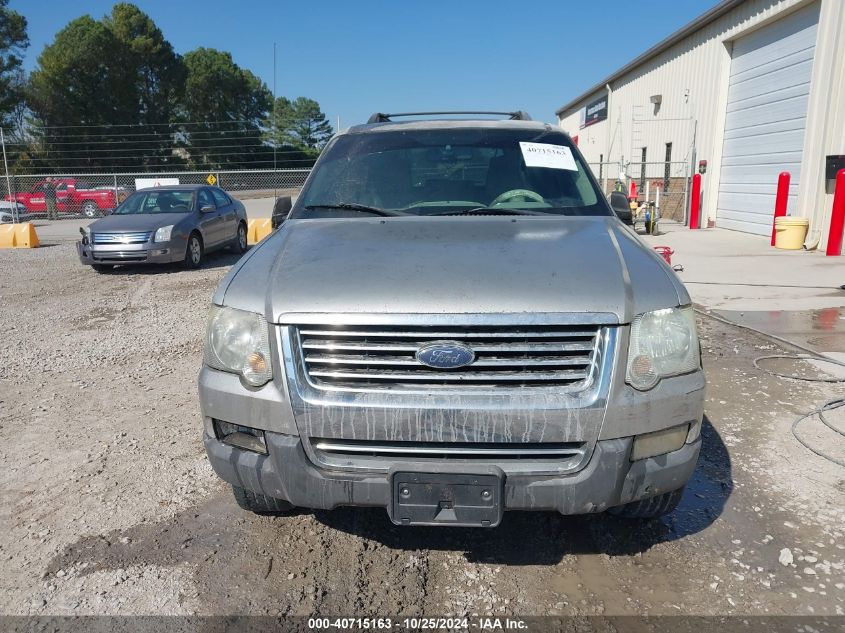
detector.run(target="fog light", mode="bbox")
[213,420,267,454]
[631,424,689,461]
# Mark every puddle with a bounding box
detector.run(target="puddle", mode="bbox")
[713,306,845,355]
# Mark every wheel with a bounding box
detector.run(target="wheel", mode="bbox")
[233,222,248,254]
[607,487,684,519]
[82,201,99,218]
[183,233,203,269]
[91,264,113,273]
[232,485,294,515]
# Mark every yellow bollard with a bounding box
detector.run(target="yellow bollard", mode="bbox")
[0,222,40,248]
[247,218,273,245]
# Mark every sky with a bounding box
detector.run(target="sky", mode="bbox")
[10,0,714,130]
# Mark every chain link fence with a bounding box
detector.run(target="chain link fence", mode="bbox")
[0,169,311,222]
[588,160,692,223]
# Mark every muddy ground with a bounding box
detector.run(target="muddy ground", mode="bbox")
[0,243,843,618]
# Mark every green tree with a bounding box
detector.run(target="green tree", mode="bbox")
[27,16,128,169]
[26,6,187,170]
[105,3,184,126]
[267,96,333,150]
[0,0,28,126]
[179,48,272,168]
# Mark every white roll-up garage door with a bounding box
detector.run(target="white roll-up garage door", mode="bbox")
[716,2,820,235]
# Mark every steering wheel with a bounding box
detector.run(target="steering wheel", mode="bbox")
[491,189,545,205]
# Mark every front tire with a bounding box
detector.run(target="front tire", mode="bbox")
[607,487,684,519]
[183,233,203,269]
[233,222,248,254]
[232,486,294,515]
[82,201,99,218]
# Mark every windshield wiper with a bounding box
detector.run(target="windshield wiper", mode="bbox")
[432,207,549,216]
[304,203,405,217]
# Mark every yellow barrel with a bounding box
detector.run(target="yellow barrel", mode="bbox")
[774,216,809,250]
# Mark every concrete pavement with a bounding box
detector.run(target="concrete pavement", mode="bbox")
[639,222,845,312]
[640,221,845,361]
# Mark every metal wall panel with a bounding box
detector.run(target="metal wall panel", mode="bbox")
[716,2,820,234]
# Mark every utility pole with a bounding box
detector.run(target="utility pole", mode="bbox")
[272,41,278,200]
[1,128,14,223]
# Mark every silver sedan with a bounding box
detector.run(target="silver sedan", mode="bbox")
[76,185,248,272]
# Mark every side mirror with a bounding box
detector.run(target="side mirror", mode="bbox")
[200,204,216,213]
[608,191,634,223]
[272,196,292,229]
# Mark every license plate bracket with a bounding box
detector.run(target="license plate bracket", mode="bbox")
[391,472,502,527]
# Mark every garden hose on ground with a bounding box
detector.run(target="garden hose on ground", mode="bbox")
[752,354,845,383]
[695,308,845,466]
[786,397,845,467]
[752,355,845,467]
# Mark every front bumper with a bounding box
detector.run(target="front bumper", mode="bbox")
[76,240,180,265]
[204,430,700,516]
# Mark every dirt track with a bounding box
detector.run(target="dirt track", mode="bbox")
[1,243,843,617]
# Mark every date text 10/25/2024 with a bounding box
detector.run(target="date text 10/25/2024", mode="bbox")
[307,618,529,630]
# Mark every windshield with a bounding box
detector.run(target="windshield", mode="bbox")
[114,190,195,215]
[294,127,610,218]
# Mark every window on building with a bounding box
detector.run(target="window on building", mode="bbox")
[640,147,647,192]
[664,143,672,191]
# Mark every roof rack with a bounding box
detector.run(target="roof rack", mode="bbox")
[366,111,532,124]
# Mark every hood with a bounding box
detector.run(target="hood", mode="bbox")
[218,216,688,324]
[88,213,190,233]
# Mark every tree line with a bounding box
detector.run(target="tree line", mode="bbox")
[0,1,334,172]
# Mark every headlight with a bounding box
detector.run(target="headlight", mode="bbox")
[626,306,699,390]
[154,225,174,242]
[204,305,273,386]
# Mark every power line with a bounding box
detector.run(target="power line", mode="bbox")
[4,134,269,146]
[14,150,314,161]
[14,146,312,156]
[12,128,268,141]
[28,119,265,130]
[9,158,316,167]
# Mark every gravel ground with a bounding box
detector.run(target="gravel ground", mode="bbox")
[1,243,844,618]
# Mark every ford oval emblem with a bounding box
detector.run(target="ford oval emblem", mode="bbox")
[415,341,476,369]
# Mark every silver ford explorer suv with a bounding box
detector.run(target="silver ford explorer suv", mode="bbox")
[198,111,705,527]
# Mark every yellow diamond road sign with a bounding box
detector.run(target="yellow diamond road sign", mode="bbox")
[206,174,217,185]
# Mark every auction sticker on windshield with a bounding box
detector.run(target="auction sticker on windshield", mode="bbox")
[519,142,578,171]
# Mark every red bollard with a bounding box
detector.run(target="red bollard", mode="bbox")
[689,173,701,229]
[770,171,791,246]
[826,169,845,256]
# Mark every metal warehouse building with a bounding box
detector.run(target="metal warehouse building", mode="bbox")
[556,0,845,247]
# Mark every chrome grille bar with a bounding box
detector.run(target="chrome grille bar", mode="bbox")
[313,439,584,458]
[305,354,593,367]
[301,340,594,353]
[308,368,589,382]
[299,328,599,339]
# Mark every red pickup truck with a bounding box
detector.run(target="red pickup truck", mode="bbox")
[5,178,124,217]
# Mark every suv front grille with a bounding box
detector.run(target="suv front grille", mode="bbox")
[295,324,601,390]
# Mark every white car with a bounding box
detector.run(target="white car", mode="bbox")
[0,201,26,223]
